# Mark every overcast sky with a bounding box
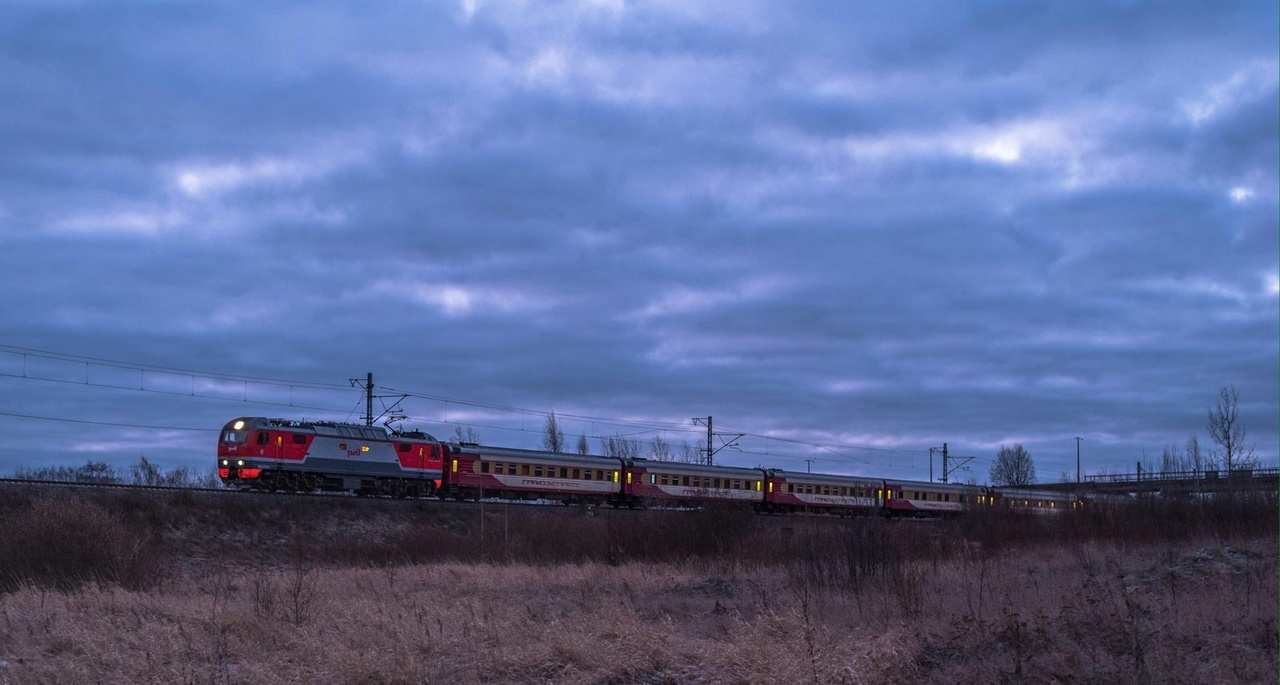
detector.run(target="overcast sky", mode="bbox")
[1,1,1276,483]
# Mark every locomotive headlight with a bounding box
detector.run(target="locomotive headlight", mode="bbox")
[237,459,244,466]
[221,459,228,466]
[233,420,245,430]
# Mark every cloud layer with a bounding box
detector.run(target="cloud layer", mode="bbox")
[0,1,1276,481]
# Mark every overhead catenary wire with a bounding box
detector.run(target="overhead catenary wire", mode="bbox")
[1,342,936,463]
[0,409,218,432]
[0,344,351,391]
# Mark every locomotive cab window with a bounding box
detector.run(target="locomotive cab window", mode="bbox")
[256,432,269,445]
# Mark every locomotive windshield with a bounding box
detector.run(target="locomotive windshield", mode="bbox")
[222,430,246,444]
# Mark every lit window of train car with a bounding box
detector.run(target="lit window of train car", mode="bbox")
[763,470,882,515]
[995,488,1073,515]
[445,445,624,502]
[625,459,766,505]
[882,479,970,517]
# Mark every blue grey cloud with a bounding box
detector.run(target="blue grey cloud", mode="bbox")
[0,0,1275,482]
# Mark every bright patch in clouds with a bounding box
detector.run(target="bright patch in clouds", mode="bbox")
[1182,60,1279,125]
[971,137,1022,164]
[406,284,554,317]
[1229,186,1254,203]
[175,158,309,198]
[52,208,186,236]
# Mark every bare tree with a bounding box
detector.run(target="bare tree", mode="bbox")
[542,412,565,453]
[576,433,589,455]
[1207,385,1254,472]
[1160,444,1186,474]
[131,455,163,486]
[452,425,480,444]
[678,440,701,464]
[600,434,641,459]
[989,444,1036,486]
[1185,434,1203,474]
[650,435,672,461]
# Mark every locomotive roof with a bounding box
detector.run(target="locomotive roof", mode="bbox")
[227,417,435,442]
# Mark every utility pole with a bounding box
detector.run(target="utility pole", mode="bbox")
[1074,436,1083,484]
[691,416,744,467]
[804,458,814,473]
[349,372,409,430]
[691,416,714,465]
[704,416,712,466]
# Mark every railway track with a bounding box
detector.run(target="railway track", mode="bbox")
[0,477,658,514]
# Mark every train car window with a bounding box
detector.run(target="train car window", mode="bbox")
[571,468,580,479]
[583,469,592,480]
[649,474,656,484]
[558,467,566,478]
[755,480,762,492]
[256,432,269,446]
[612,471,620,483]
[518,464,528,476]
[480,461,489,474]
[534,466,543,477]
[681,476,689,487]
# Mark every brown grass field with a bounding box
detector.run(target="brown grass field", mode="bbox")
[0,485,1275,684]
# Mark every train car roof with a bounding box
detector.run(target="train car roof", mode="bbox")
[996,488,1074,500]
[457,444,623,468]
[882,478,981,491]
[770,470,882,485]
[627,459,765,478]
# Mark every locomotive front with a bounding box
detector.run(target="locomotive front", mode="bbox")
[217,417,265,483]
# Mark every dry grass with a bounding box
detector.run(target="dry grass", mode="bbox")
[0,485,1274,683]
[0,540,1273,684]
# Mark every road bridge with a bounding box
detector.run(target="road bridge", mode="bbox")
[1030,467,1279,495]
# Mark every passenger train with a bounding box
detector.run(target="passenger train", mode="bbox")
[217,417,1081,515]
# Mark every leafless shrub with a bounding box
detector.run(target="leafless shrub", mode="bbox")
[285,559,318,626]
[0,494,162,592]
[252,573,277,619]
